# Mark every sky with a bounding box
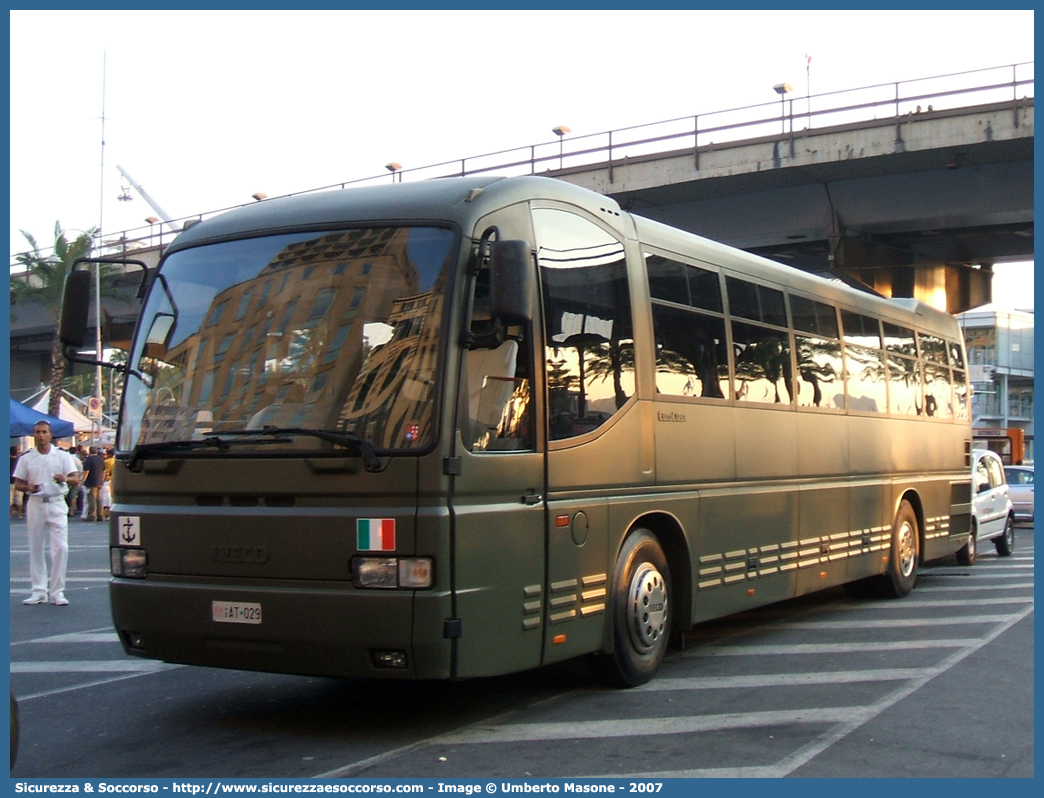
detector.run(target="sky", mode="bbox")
[8,9,1035,307]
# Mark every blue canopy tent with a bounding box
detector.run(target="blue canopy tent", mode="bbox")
[9,397,76,439]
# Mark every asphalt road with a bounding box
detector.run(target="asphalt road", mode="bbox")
[9,516,1034,778]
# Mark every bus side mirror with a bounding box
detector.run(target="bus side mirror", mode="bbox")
[59,270,93,353]
[489,240,533,324]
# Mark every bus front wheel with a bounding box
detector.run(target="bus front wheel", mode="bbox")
[879,500,919,598]
[592,529,671,688]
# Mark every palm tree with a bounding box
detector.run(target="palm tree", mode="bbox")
[10,223,123,417]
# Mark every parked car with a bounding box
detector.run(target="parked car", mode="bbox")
[1003,464,1034,523]
[962,449,1015,565]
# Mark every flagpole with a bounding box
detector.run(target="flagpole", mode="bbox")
[94,50,106,446]
[805,54,812,129]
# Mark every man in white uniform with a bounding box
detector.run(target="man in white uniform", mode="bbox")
[13,421,81,606]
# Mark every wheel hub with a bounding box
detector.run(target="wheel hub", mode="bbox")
[627,563,667,653]
[898,520,916,578]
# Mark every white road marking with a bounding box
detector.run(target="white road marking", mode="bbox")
[11,583,109,595]
[315,566,1034,779]
[952,558,1034,565]
[11,631,120,645]
[760,613,1025,630]
[11,660,177,673]
[10,545,111,552]
[519,605,1035,772]
[915,582,1035,591]
[15,671,185,702]
[685,639,981,657]
[758,603,1034,778]
[11,577,111,588]
[639,668,931,691]
[435,707,860,745]
[839,597,1033,608]
[921,572,1033,579]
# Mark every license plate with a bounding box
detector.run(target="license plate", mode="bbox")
[212,601,262,625]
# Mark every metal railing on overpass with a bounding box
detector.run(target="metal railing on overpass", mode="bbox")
[10,62,1033,272]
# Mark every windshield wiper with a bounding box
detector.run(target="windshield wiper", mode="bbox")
[217,426,384,471]
[125,436,238,472]
[124,428,384,473]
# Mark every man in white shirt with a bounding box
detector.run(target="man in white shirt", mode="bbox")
[12,421,81,606]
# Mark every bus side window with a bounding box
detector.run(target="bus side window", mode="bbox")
[919,332,953,419]
[466,338,534,452]
[534,208,635,441]
[651,304,728,399]
[646,254,728,399]
[791,295,843,410]
[953,368,970,421]
[841,310,886,413]
[731,320,793,404]
[884,322,921,416]
[726,277,792,405]
[464,204,538,452]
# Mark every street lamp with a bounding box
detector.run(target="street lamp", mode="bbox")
[552,126,570,170]
[385,162,403,183]
[145,216,159,247]
[773,83,792,134]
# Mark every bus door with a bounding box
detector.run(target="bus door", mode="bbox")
[449,209,547,678]
[449,394,545,678]
[534,205,638,665]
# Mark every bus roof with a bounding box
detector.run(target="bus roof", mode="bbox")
[164,175,626,255]
[165,174,957,337]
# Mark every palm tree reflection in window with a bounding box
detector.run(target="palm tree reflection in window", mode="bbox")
[888,354,922,416]
[795,335,844,409]
[534,208,635,441]
[845,344,887,413]
[651,304,727,399]
[732,321,793,404]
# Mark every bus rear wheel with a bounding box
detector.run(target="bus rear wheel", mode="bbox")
[591,529,671,688]
[877,500,919,598]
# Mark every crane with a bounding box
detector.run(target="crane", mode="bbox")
[116,165,182,233]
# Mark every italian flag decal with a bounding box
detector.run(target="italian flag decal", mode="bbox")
[357,518,396,551]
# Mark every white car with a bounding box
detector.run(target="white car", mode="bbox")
[1003,465,1034,523]
[961,449,1015,565]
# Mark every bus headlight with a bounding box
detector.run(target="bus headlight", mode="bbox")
[111,548,147,578]
[351,557,433,589]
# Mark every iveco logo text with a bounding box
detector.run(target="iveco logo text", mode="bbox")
[213,546,269,564]
[649,603,665,612]
[657,412,686,422]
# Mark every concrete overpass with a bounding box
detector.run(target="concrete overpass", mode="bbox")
[542,68,1033,315]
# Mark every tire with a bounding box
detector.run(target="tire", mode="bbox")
[591,529,671,687]
[956,521,976,566]
[994,515,1015,556]
[877,500,919,598]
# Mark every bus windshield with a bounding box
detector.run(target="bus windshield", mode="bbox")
[119,226,457,457]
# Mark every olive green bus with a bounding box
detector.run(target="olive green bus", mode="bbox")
[62,175,973,686]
